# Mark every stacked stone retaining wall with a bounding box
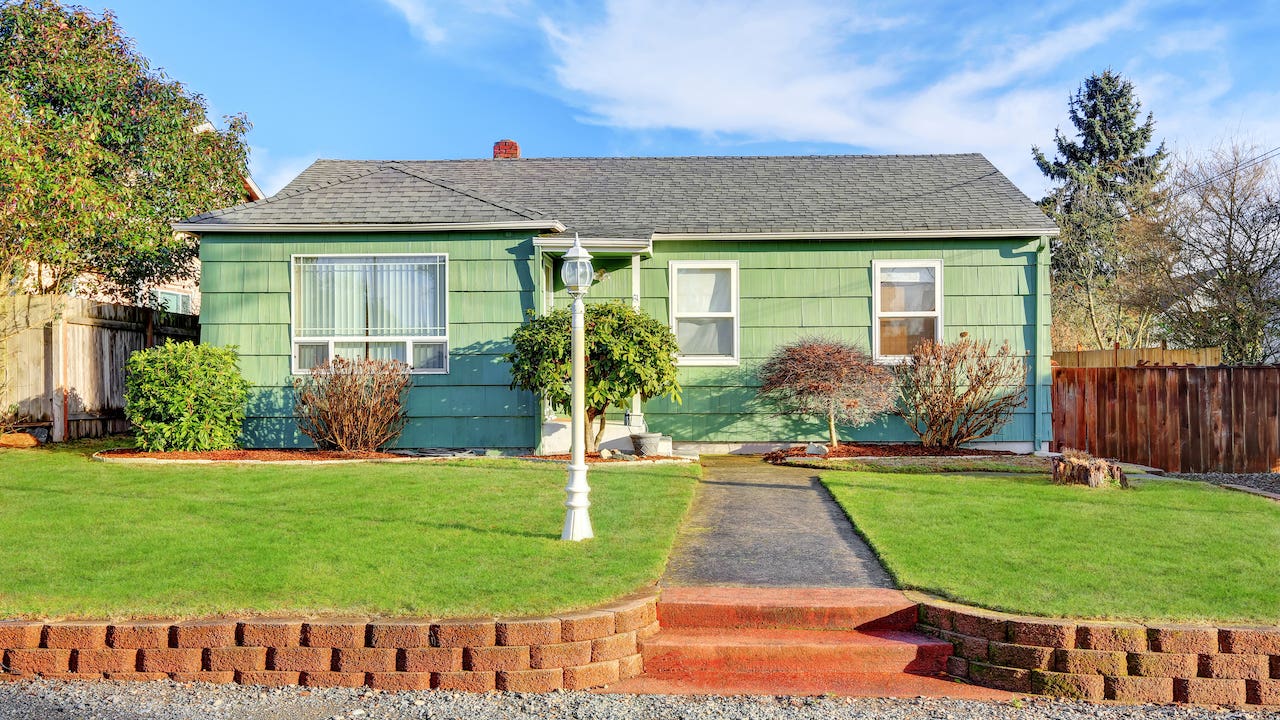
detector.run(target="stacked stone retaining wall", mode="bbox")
[0,595,658,692]
[916,597,1280,706]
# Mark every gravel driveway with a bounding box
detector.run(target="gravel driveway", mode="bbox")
[1172,472,1280,495]
[0,680,1277,720]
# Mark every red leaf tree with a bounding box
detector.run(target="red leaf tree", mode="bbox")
[756,337,896,447]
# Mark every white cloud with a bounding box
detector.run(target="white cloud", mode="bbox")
[538,0,1152,194]
[1150,25,1229,58]
[249,148,319,197]
[382,0,446,44]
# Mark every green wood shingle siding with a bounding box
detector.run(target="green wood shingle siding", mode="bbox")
[203,231,1051,449]
[199,231,540,449]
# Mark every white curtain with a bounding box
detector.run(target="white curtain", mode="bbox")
[879,266,936,313]
[296,256,445,337]
[676,268,732,314]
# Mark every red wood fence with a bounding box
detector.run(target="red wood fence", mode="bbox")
[1052,366,1280,473]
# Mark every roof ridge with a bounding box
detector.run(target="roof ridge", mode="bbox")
[384,162,546,220]
[182,164,388,222]
[325,152,987,164]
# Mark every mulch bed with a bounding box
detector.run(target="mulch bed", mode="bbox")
[763,443,1011,464]
[98,448,401,461]
[529,453,686,464]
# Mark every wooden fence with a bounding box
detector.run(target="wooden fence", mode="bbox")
[1052,366,1280,473]
[1052,346,1222,368]
[1,296,198,441]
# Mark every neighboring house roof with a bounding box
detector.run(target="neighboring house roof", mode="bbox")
[175,153,1059,238]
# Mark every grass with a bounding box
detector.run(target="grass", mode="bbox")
[789,455,1050,474]
[0,439,699,620]
[823,468,1280,624]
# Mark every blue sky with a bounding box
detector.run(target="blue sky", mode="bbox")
[101,0,1279,197]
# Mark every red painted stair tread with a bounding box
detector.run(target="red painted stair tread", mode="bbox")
[658,587,919,631]
[642,628,951,674]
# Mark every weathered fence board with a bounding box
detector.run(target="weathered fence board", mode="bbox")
[1053,365,1280,473]
[1,296,198,441]
[1052,346,1222,368]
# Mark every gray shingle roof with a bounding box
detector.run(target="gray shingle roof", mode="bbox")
[181,154,1057,237]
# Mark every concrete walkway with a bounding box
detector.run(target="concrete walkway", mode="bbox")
[662,455,894,588]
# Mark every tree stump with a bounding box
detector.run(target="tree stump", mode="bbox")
[1051,452,1129,488]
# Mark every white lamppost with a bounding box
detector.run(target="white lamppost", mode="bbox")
[560,235,594,542]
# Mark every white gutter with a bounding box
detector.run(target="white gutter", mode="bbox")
[171,220,566,234]
[652,228,1060,241]
[533,236,652,255]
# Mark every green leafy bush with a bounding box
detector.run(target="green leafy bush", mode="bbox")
[124,341,251,451]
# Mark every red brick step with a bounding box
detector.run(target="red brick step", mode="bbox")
[642,627,951,675]
[658,587,918,631]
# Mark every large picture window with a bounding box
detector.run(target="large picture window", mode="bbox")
[873,259,942,362]
[669,260,738,365]
[291,254,448,373]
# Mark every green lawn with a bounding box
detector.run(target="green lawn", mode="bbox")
[824,469,1280,624]
[0,441,698,619]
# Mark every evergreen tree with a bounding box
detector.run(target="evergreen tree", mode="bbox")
[1034,70,1168,349]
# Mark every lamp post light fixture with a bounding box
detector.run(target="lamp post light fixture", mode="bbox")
[560,234,594,542]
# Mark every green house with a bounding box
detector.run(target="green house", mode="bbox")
[175,147,1058,454]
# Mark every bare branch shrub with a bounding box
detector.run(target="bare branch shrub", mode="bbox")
[756,337,896,446]
[893,334,1027,449]
[292,356,411,452]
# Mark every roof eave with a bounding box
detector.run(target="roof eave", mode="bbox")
[171,220,567,234]
[651,228,1060,241]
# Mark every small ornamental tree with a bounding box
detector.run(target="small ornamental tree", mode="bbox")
[124,341,251,451]
[292,357,411,452]
[892,334,1027,449]
[506,301,681,453]
[756,338,895,447]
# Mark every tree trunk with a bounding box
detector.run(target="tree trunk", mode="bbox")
[827,409,839,447]
[584,408,608,454]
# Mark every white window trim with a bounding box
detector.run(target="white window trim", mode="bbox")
[289,252,449,375]
[669,260,740,366]
[872,258,944,364]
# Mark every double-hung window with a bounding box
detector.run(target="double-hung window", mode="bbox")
[291,254,448,374]
[872,259,942,362]
[669,260,739,365]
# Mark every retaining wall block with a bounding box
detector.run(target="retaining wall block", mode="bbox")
[1176,677,1247,705]
[43,623,109,650]
[563,660,620,690]
[171,671,235,684]
[530,640,591,669]
[463,645,530,672]
[238,620,301,648]
[1128,651,1197,678]
[431,621,496,649]
[919,605,955,632]
[368,621,431,649]
[618,653,644,680]
[107,623,170,649]
[1199,653,1270,680]
[72,648,138,674]
[592,632,637,663]
[952,611,1008,642]
[966,661,1031,693]
[931,628,988,662]
[1055,648,1127,676]
[206,647,267,672]
[1147,626,1218,654]
[988,641,1054,670]
[300,671,365,688]
[496,619,560,647]
[1220,628,1280,656]
[401,647,462,673]
[1029,670,1105,700]
[1106,675,1175,703]
[945,655,969,678]
[302,622,365,648]
[235,670,300,687]
[172,621,235,649]
[610,600,654,635]
[368,671,432,691]
[5,649,71,675]
[335,647,396,673]
[138,648,201,674]
[1005,618,1075,649]
[559,612,615,642]
[1076,623,1147,652]
[497,668,563,693]
[433,670,496,692]
[0,622,44,649]
[268,646,332,673]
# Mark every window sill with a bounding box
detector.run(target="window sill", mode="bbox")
[676,357,740,367]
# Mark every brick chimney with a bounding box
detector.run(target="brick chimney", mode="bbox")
[493,139,520,159]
